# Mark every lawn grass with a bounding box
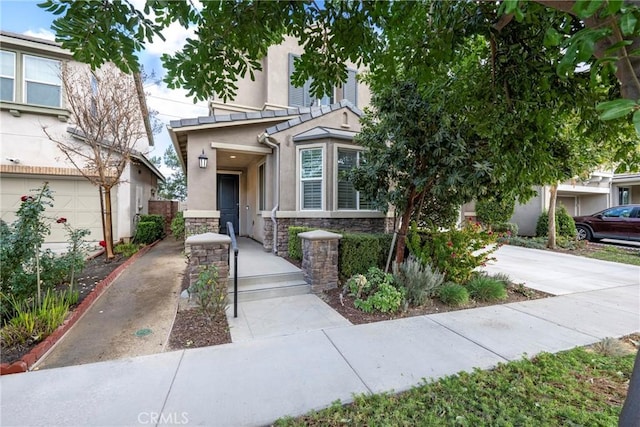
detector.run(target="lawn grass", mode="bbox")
[275,346,635,426]
[584,245,640,266]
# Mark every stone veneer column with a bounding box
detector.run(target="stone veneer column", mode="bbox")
[185,217,220,237]
[298,230,342,293]
[185,233,230,289]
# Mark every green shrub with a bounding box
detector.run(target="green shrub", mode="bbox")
[288,227,393,278]
[493,222,519,236]
[339,233,393,278]
[171,211,185,240]
[467,274,507,302]
[354,282,405,313]
[476,196,516,228]
[500,235,548,249]
[114,242,143,257]
[140,214,165,236]
[535,205,577,238]
[346,267,404,314]
[392,256,444,306]
[134,221,162,244]
[188,265,227,319]
[287,226,316,260]
[438,283,469,306]
[406,222,497,283]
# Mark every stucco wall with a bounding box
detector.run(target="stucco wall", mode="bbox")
[510,188,544,236]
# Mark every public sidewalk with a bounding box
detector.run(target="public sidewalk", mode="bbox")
[1,246,639,426]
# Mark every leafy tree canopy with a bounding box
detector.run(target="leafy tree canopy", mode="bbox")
[150,146,186,201]
[39,1,640,109]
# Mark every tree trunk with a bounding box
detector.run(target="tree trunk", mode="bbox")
[619,349,640,426]
[547,184,558,249]
[395,187,417,265]
[103,186,115,260]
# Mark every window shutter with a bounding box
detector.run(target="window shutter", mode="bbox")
[344,69,357,105]
[289,54,305,107]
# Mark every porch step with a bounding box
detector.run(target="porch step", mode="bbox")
[227,271,310,303]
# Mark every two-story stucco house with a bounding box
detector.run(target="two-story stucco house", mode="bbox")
[0,31,164,250]
[168,36,393,254]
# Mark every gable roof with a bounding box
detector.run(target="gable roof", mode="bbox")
[265,100,362,135]
[292,126,358,142]
[168,99,362,132]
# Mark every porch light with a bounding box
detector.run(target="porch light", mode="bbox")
[198,150,208,169]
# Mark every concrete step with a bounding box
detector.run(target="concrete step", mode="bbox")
[228,271,304,288]
[227,271,309,302]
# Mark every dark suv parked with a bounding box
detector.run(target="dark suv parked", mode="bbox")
[573,204,640,242]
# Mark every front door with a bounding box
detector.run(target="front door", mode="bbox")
[217,174,239,235]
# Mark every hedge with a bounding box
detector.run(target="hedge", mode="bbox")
[139,214,165,237]
[134,221,162,244]
[287,226,394,279]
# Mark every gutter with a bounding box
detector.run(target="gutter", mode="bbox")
[258,131,280,254]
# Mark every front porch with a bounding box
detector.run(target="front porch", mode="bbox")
[227,237,308,303]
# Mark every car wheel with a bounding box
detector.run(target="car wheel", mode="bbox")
[576,225,592,241]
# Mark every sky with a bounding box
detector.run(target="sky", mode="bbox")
[0,0,210,177]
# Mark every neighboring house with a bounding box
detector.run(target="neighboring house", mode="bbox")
[169,36,392,254]
[0,31,163,250]
[463,170,636,236]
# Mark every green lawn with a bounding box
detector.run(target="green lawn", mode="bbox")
[275,346,634,426]
[584,245,640,266]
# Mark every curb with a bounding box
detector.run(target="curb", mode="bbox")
[0,240,162,375]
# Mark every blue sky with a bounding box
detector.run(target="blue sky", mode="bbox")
[0,0,209,172]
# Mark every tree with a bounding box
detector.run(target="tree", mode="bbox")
[151,146,187,201]
[39,0,640,129]
[43,63,150,260]
[352,80,494,263]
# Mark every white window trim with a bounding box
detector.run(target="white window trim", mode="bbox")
[257,160,266,211]
[23,54,62,108]
[1,50,16,102]
[296,143,326,211]
[334,143,376,211]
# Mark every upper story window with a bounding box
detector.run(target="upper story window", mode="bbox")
[288,53,334,108]
[24,55,61,108]
[300,147,324,210]
[343,69,357,106]
[337,147,372,210]
[1,50,15,102]
[0,49,62,109]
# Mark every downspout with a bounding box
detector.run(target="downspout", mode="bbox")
[258,132,280,254]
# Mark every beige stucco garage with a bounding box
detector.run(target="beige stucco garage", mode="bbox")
[0,175,114,246]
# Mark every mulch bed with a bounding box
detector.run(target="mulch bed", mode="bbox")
[167,310,231,350]
[166,269,232,351]
[320,283,552,325]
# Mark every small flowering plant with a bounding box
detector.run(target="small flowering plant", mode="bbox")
[406,221,498,283]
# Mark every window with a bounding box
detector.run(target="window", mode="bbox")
[343,69,357,106]
[288,54,333,107]
[619,187,630,205]
[603,206,632,218]
[258,163,266,211]
[300,148,323,210]
[337,148,372,210]
[23,54,61,107]
[0,50,15,102]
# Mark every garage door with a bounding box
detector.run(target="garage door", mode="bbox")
[0,176,115,243]
[557,196,577,216]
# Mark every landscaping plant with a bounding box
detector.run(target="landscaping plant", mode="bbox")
[536,205,577,238]
[345,267,405,314]
[392,256,444,307]
[466,274,508,302]
[438,283,469,307]
[171,211,185,240]
[406,222,498,283]
[188,265,227,320]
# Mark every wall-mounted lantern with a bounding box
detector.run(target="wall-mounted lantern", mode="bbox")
[198,149,208,169]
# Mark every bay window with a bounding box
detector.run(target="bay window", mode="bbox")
[337,148,372,210]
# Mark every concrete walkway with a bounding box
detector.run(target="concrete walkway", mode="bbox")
[35,238,185,369]
[1,245,639,426]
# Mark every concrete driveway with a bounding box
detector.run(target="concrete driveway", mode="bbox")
[483,244,640,295]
